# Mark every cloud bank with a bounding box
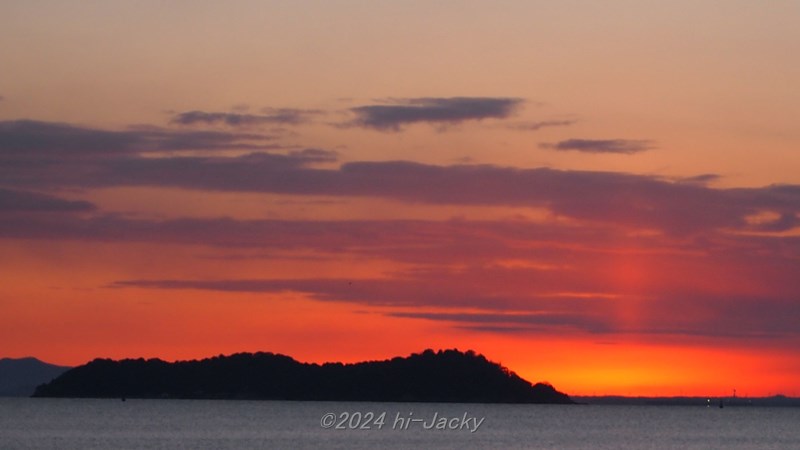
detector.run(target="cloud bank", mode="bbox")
[2,120,799,237]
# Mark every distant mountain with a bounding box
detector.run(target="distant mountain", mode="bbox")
[33,349,573,404]
[0,357,71,397]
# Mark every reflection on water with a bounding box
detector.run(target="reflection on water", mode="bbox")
[1,398,799,449]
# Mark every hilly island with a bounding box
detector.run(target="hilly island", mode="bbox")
[33,349,572,404]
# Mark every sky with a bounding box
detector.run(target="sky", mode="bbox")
[1,0,799,396]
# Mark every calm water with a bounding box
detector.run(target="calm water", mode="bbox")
[1,398,798,449]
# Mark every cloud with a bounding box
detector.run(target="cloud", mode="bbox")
[387,294,800,339]
[0,115,797,344]
[107,226,800,340]
[540,139,654,154]
[110,265,800,339]
[506,119,577,131]
[677,173,721,186]
[1,184,797,342]
[171,108,319,127]
[0,188,95,213]
[4,143,800,236]
[287,148,338,163]
[388,311,613,334]
[349,97,523,131]
[0,215,587,260]
[109,266,616,312]
[85,150,339,192]
[0,120,278,156]
[3,120,800,237]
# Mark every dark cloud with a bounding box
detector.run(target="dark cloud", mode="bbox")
[506,119,577,131]
[388,294,800,339]
[678,173,721,186]
[349,97,523,131]
[0,188,95,213]
[110,266,800,339]
[171,108,319,127]
[540,139,654,154]
[119,274,619,333]
[6,150,800,235]
[109,267,613,311]
[83,151,339,192]
[388,311,613,334]
[0,120,277,156]
[0,215,592,260]
[287,148,338,163]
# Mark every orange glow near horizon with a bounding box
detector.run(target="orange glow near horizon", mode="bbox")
[3,262,798,398]
[2,213,799,397]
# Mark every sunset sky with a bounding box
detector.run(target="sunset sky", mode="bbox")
[2,1,799,396]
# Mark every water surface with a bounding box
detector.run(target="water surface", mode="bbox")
[1,398,797,449]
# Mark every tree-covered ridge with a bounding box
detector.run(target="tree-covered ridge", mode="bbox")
[33,349,572,404]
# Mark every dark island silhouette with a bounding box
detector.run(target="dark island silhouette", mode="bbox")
[0,357,71,397]
[33,349,573,404]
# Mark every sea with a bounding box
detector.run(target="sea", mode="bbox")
[1,398,798,449]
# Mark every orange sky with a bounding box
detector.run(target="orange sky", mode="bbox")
[1,1,799,397]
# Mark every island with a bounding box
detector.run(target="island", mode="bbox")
[0,357,71,397]
[33,349,573,404]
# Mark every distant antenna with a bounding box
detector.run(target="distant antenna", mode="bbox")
[733,389,737,398]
